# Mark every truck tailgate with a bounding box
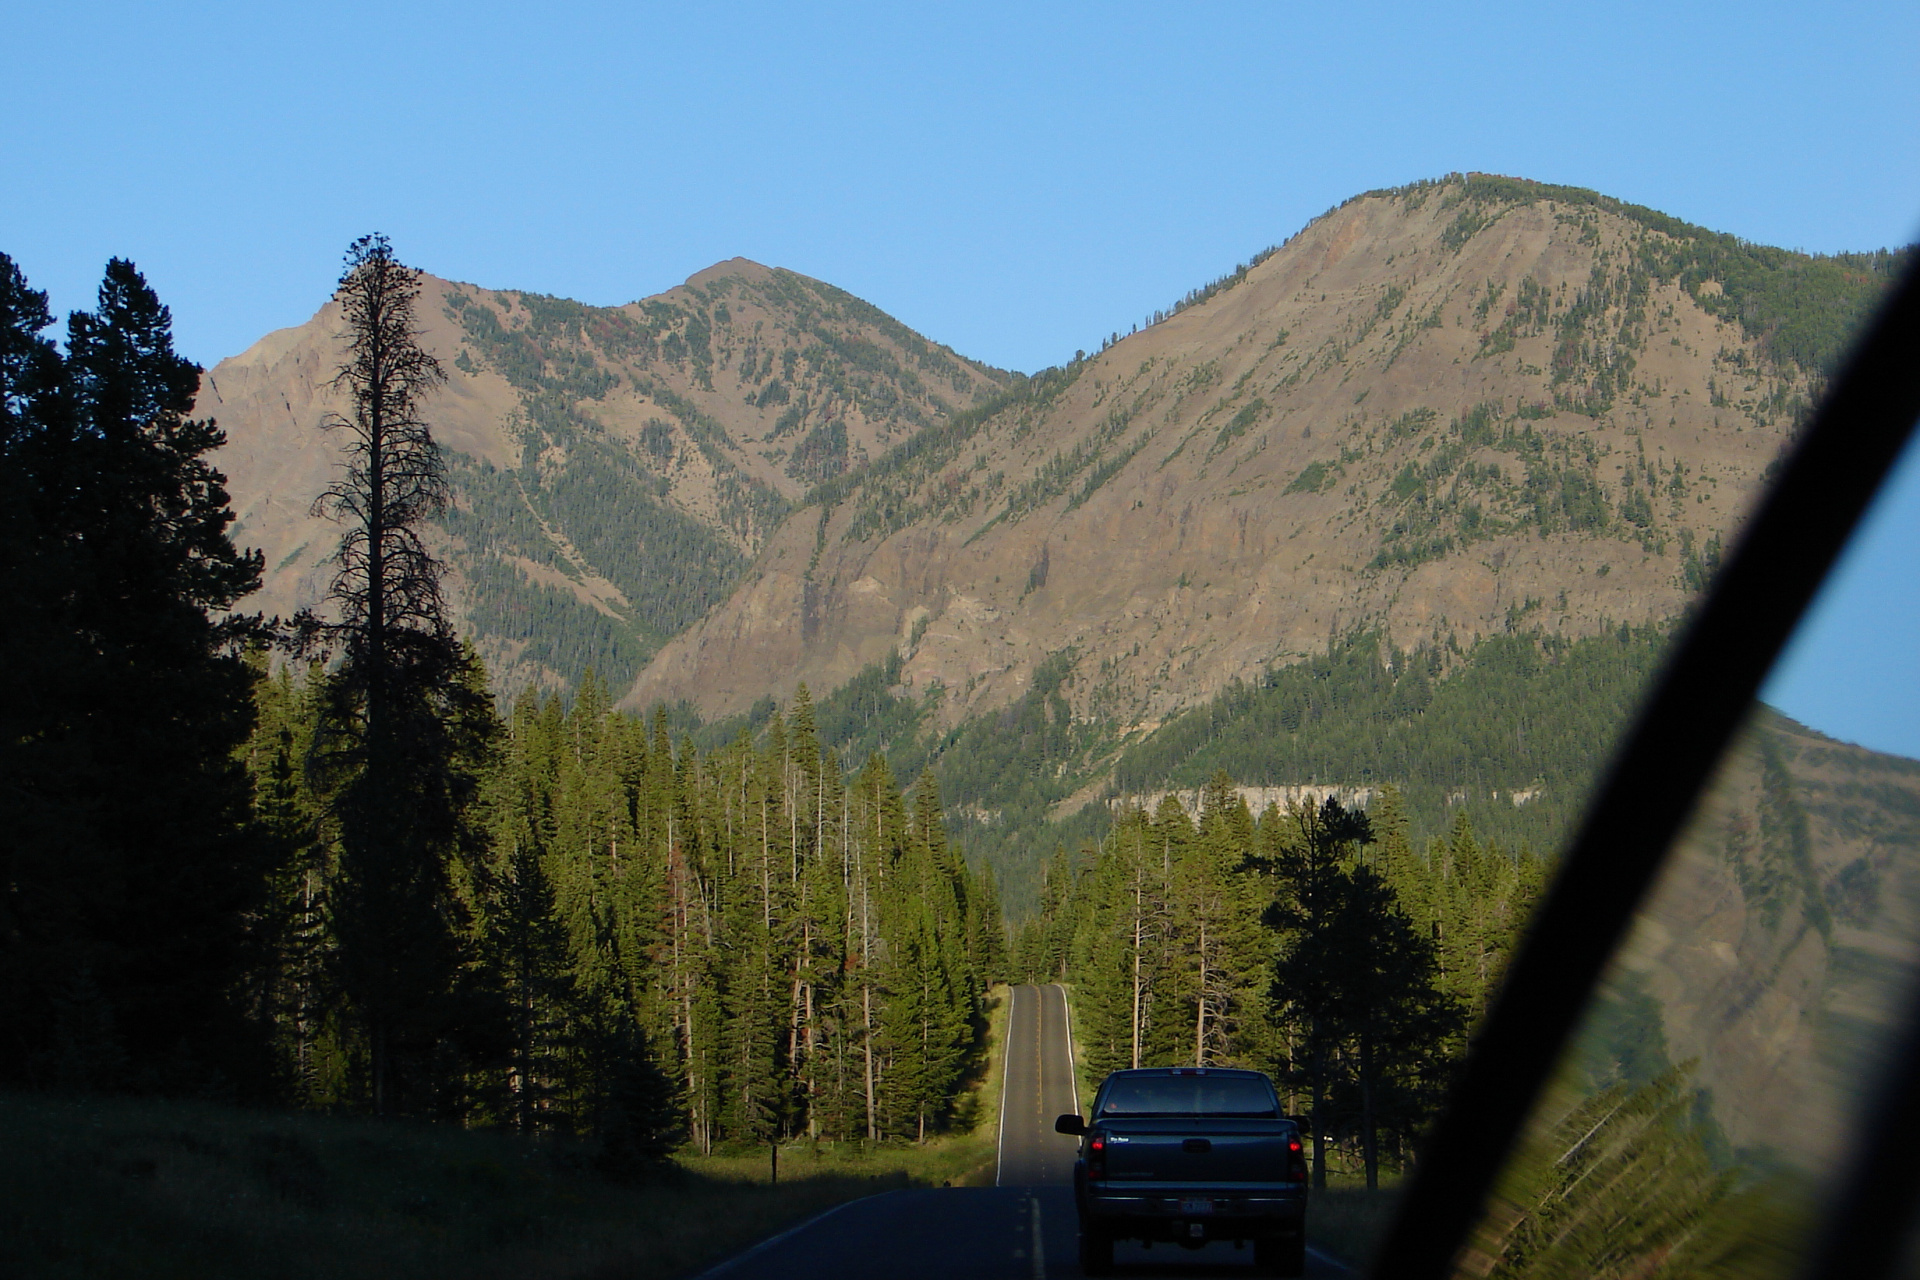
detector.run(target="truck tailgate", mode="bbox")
[1099,1118,1297,1186]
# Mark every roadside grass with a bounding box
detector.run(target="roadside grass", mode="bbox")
[0,988,1018,1278]
[684,1132,988,1192]
[968,981,1013,1184]
[0,1090,915,1279]
[1058,982,1099,1111]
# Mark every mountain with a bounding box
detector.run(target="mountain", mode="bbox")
[203,259,1011,694]
[1597,707,1920,1169]
[620,176,1898,740]
[204,175,1904,905]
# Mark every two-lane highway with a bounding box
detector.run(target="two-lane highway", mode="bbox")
[696,983,1346,1277]
[996,982,1083,1187]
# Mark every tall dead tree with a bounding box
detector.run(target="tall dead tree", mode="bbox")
[306,235,489,1114]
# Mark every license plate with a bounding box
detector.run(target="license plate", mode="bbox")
[1179,1198,1213,1215]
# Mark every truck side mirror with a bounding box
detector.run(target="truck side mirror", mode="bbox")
[1054,1113,1087,1135]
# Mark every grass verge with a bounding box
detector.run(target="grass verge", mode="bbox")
[965,982,1012,1185]
[0,1091,920,1279]
[0,1102,992,1280]
[0,991,1017,1277]
[1058,982,1099,1110]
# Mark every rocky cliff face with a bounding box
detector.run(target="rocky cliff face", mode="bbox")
[204,260,1009,694]
[619,177,1823,728]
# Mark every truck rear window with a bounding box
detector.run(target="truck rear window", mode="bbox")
[1097,1074,1278,1117]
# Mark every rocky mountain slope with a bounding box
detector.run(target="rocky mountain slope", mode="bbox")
[621,176,1892,733]
[1609,707,1920,1169]
[203,260,1009,693]
[202,175,1904,904]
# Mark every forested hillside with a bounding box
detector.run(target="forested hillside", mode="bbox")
[1109,623,1672,857]
[250,668,1002,1147]
[687,622,1667,910]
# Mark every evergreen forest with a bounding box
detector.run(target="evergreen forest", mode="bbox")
[696,623,1675,912]
[249,667,1003,1149]
[1013,778,1540,1191]
[0,249,1000,1171]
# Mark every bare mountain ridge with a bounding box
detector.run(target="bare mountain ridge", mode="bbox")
[620,175,1870,727]
[205,260,1010,694]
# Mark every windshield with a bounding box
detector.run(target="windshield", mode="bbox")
[1097,1074,1278,1118]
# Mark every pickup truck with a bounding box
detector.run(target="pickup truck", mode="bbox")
[1056,1066,1309,1276]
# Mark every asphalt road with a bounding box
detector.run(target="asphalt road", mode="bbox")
[697,984,1348,1278]
[996,982,1083,1188]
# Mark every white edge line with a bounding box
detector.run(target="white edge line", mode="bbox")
[1307,1244,1352,1273]
[1056,982,1080,1115]
[995,984,1015,1187]
[693,1189,901,1278]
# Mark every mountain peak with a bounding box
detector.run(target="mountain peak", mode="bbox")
[681,256,777,290]
[200,175,1902,720]
[205,252,1012,697]
[619,175,1903,728]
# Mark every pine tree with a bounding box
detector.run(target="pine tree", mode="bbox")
[0,254,269,1093]
[1142,796,1197,1065]
[477,719,582,1131]
[965,863,1010,988]
[1258,796,1372,1186]
[302,235,496,1113]
[589,1024,682,1182]
[1319,861,1461,1189]
[892,772,973,1139]
[1068,832,1130,1077]
[0,254,87,1084]
[1120,811,1174,1071]
[243,660,334,1101]
[1253,795,1464,1188]
[1182,772,1267,1065]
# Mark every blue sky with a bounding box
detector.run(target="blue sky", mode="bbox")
[5,0,1918,751]
[4,1,1916,373]
[1766,435,1920,760]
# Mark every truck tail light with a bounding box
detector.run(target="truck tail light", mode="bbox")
[1287,1135,1307,1181]
[1088,1133,1106,1179]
